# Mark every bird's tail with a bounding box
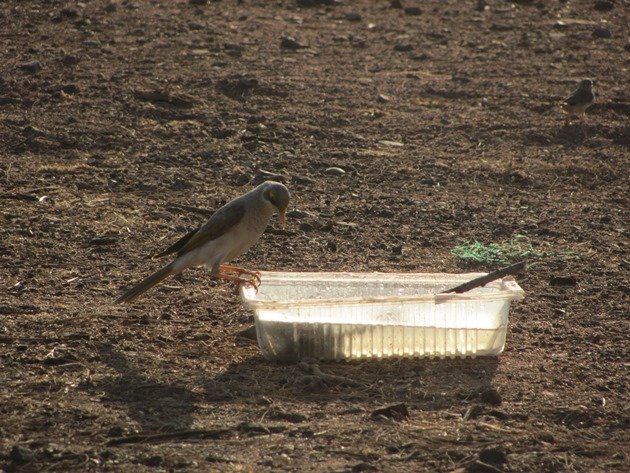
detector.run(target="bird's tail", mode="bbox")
[115,263,175,304]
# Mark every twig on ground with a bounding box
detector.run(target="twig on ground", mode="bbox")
[166,203,214,216]
[106,428,233,446]
[298,362,365,388]
[0,192,38,201]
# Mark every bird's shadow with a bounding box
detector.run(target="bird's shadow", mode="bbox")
[93,343,198,433]
[553,123,596,146]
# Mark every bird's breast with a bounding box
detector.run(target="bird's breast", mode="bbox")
[224,204,274,262]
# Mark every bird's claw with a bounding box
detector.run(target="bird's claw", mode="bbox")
[240,277,260,293]
[218,265,261,294]
[227,276,259,295]
[219,265,261,285]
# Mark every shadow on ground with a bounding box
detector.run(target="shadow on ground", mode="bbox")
[203,355,500,410]
[90,342,499,433]
[94,343,199,432]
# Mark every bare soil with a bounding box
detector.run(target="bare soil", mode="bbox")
[1,1,628,472]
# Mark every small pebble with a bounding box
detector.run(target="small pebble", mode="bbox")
[480,387,502,406]
[106,426,125,437]
[61,84,79,94]
[393,43,413,52]
[280,36,306,50]
[10,445,34,463]
[345,12,362,22]
[371,403,409,421]
[593,0,614,11]
[487,409,510,421]
[351,36,367,48]
[170,179,193,191]
[324,167,346,176]
[142,455,163,467]
[291,174,316,185]
[266,409,308,423]
[296,0,329,6]
[538,432,555,443]
[463,404,485,421]
[479,447,507,465]
[549,276,577,286]
[62,54,80,65]
[377,94,390,103]
[23,125,45,135]
[20,61,41,73]
[411,52,430,61]
[336,220,356,228]
[592,26,612,38]
[286,210,310,219]
[89,236,117,245]
[237,421,271,435]
[231,172,252,185]
[379,140,404,147]
[224,43,245,57]
[256,169,286,182]
[60,7,79,18]
[352,462,378,472]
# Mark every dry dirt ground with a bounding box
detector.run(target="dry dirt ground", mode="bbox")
[1,1,629,472]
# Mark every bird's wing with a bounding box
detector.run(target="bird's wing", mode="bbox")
[564,91,577,105]
[152,227,200,259]
[565,89,591,106]
[177,201,247,256]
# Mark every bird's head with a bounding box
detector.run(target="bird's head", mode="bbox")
[262,181,291,228]
[578,79,593,92]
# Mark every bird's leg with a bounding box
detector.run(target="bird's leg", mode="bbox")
[219,264,262,285]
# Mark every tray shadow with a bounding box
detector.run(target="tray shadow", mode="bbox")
[88,342,500,434]
[203,354,500,411]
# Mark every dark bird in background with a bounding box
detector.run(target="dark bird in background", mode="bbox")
[562,79,595,126]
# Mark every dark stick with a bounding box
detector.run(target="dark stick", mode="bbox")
[441,261,526,294]
[106,428,233,446]
[166,203,214,216]
[0,192,39,201]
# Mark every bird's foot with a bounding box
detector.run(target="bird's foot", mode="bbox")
[217,266,261,293]
[219,265,262,285]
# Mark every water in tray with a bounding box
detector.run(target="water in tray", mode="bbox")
[257,321,507,361]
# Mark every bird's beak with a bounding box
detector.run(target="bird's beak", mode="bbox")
[279,209,286,229]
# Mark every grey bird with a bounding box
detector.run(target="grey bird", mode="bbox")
[562,79,594,125]
[116,181,290,304]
